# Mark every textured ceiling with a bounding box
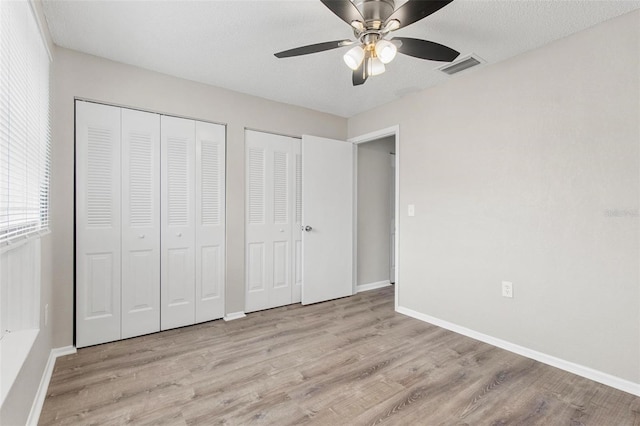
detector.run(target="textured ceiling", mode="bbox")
[42,0,640,118]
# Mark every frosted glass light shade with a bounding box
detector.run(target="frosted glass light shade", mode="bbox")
[343,45,365,70]
[350,20,364,32]
[384,19,400,32]
[375,39,397,64]
[367,57,386,76]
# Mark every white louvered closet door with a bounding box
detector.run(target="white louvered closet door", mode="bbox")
[292,142,303,303]
[121,108,160,338]
[161,116,196,330]
[76,101,122,348]
[245,130,297,313]
[195,121,226,323]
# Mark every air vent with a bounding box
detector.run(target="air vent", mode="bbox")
[437,54,484,76]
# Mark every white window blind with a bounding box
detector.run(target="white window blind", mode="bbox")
[0,0,51,247]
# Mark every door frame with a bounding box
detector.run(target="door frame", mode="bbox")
[349,125,400,310]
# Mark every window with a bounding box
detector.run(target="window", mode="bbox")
[0,0,51,248]
[0,0,50,405]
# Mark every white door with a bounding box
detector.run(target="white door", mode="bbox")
[75,101,122,347]
[195,121,226,322]
[301,135,354,305]
[161,116,196,330]
[121,108,160,339]
[245,130,298,312]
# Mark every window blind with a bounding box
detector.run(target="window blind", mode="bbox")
[0,0,51,246]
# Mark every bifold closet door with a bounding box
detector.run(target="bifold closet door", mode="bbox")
[195,121,226,323]
[161,116,196,330]
[77,103,226,345]
[245,131,298,313]
[76,101,122,348]
[121,109,161,338]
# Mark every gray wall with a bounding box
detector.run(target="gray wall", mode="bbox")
[349,10,640,383]
[49,47,347,346]
[357,137,395,286]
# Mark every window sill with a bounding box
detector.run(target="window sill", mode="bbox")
[0,328,39,407]
[0,230,50,254]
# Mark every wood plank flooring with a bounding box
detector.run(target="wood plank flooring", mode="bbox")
[40,287,640,425]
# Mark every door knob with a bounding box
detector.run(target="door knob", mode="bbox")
[138,234,145,239]
[304,225,312,232]
[177,232,182,237]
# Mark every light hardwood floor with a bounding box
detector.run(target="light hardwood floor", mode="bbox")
[40,287,640,425]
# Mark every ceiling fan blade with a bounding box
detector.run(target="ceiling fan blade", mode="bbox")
[393,37,460,62]
[274,40,354,58]
[321,0,364,26]
[352,59,368,86]
[386,0,454,30]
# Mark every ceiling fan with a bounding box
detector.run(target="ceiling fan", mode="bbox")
[274,0,460,86]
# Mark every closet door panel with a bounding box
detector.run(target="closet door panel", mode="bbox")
[270,147,294,308]
[245,142,269,312]
[121,108,160,338]
[75,101,122,348]
[292,142,303,303]
[195,121,226,323]
[245,131,295,313]
[161,116,196,330]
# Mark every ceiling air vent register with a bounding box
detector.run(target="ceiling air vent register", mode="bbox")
[437,54,484,75]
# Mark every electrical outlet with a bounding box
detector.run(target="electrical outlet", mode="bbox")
[45,304,49,326]
[502,281,513,298]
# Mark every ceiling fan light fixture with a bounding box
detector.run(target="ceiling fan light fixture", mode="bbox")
[384,19,400,32]
[350,20,364,32]
[375,39,397,64]
[367,57,386,76]
[343,45,365,70]
[274,0,460,86]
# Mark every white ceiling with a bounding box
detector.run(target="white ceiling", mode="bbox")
[42,0,640,118]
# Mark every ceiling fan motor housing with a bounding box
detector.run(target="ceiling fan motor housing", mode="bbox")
[354,0,395,29]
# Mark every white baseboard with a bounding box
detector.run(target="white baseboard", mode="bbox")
[396,306,640,397]
[357,280,391,293]
[223,312,246,321]
[27,345,76,426]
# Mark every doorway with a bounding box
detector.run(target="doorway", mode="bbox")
[352,126,399,306]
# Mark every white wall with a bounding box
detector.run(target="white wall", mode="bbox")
[49,47,347,348]
[349,10,640,383]
[357,137,395,286]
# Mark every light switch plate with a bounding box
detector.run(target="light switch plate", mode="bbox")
[502,281,513,298]
[408,204,415,216]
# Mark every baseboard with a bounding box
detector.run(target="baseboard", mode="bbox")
[396,306,640,397]
[223,312,246,321]
[27,345,76,426]
[357,280,391,293]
